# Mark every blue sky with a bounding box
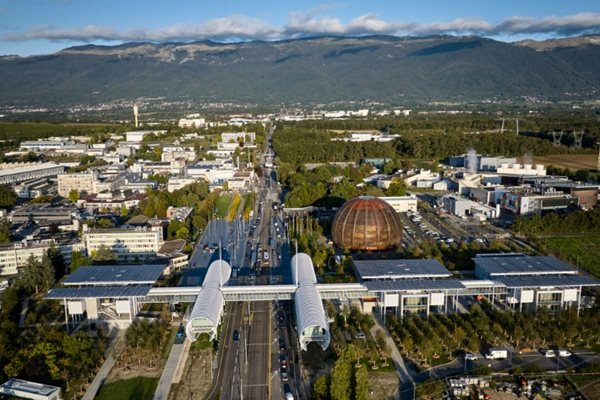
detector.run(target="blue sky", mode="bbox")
[1,0,600,55]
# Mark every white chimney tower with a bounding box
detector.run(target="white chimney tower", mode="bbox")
[133,105,139,128]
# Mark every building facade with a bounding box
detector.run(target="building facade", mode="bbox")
[84,228,162,262]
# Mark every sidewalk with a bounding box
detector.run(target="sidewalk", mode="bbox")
[370,314,418,400]
[153,339,190,400]
[82,330,121,400]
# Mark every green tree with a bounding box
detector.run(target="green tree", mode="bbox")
[0,218,11,244]
[0,185,17,209]
[68,189,79,202]
[69,251,91,273]
[92,245,117,263]
[354,365,369,400]
[330,345,355,400]
[47,246,66,281]
[313,375,329,400]
[19,254,55,294]
[386,178,408,196]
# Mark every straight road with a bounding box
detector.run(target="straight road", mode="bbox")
[205,302,242,400]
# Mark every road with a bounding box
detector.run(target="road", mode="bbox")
[414,349,600,384]
[206,302,242,400]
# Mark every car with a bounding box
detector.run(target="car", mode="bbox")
[280,367,289,381]
[233,330,240,344]
[541,349,556,358]
[280,354,288,367]
[355,331,366,340]
[175,323,185,339]
[558,349,572,357]
[285,392,294,400]
[464,353,478,361]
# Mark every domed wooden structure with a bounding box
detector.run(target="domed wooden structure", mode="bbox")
[331,196,402,251]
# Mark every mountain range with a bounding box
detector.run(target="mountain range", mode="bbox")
[1,35,599,107]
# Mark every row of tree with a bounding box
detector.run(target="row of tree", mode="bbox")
[312,345,370,400]
[386,302,600,370]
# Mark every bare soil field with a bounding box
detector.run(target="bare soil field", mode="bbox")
[518,154,597,170]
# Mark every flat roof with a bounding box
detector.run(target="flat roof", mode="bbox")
[353,258,451,280]
[64,264,165,286]
[46,285,151,299]
[0,378,60,397]
[497,275,600,288]
[474,254,577,277]
[365,279,465,292]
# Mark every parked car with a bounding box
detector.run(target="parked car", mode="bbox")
[355,331,366,340]
[233,330,240,344]
[464,353,478,361]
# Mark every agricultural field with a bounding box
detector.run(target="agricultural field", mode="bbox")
[542,235,600,278]
[519,154,598,170]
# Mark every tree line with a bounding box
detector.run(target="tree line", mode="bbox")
[512,208,600,236]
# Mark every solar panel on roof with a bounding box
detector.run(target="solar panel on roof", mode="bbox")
[64,264,165,285]
[353,258,451,279]
[475,255,576,276]
[497,275,600,288]
[45,286,152,299]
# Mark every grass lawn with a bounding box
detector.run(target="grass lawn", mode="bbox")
[214,194,232,217]
[543,235,600,277]
[95,377,158,400]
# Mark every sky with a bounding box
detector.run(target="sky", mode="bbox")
[1,0,600,56]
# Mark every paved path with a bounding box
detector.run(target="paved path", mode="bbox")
[370,315,417,400]
[82,353,116,400]
[153,340,189,400]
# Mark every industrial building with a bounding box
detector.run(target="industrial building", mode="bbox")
[0,162,64,185]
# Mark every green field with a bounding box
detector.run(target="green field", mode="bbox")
[95,377,158,400]
[543,236,600,277]
[214,194,232,217]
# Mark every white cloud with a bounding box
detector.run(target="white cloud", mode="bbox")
[2,11,600,43]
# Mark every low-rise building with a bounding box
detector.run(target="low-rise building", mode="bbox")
[11,203,79,224]
[497,163,546,176]
[161,146,196,162]
[125,130,166,142]
[167,177,197,192]
[0,162,64,185]
[0,240,82,276]
[20,139,75,152]
[501,189,578,215]
[57,172,97,197]
[0,378,62,400]
[84,227,162,262]
[379,196,418,213]
[178,117,205,128]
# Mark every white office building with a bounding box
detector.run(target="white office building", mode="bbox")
[84,227,162,262]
